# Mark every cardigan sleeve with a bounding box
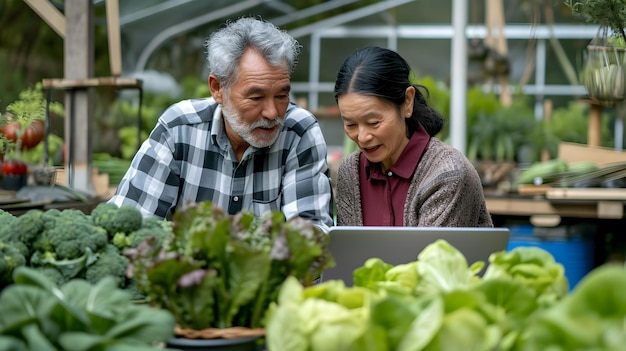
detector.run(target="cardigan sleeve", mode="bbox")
[336,151,364,226]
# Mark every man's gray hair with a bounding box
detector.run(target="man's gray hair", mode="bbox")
[204,17,301,90]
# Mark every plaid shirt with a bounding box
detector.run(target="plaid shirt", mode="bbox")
[109,97,334,232]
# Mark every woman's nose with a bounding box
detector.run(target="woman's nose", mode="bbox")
[357,127,372,143]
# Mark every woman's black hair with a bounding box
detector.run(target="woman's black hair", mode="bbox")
[334,46,444,137]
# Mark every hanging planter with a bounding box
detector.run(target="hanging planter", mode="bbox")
[581,43,626,104]
[580,25,626,105]
[564,1,626,103]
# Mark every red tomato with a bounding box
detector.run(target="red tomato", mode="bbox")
[20,119,45,149]
[0,120,45,149]
[1,159,27,175]
[0,122,20,142]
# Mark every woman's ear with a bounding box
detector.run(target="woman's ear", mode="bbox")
[209,75,223,104]
[404,86,415,118]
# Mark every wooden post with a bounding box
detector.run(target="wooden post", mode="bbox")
[64,0,94,194]
[485,0,511,106]
[588,102,603,147]
[105,0,122,77]
[23,0,66,38]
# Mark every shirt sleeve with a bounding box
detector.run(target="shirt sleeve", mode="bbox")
[280,122,334,233]
[108,118,180,219]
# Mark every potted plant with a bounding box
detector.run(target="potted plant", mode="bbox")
[564,0,626,104]
[125,201,335,350]
[0,84,63,190]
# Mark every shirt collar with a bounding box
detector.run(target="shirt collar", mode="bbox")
[364,122,430,180]
[211,104,227,149]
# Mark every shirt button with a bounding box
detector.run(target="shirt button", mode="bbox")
[233,196,239,202]
[387,171,393,176]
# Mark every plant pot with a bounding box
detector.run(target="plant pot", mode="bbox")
[165,336,261,351]
[1,174,27,191]
[581,44,626,105]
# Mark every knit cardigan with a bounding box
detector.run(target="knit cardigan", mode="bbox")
[336,138,493,227]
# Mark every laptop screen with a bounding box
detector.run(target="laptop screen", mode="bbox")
[321,226,510,286]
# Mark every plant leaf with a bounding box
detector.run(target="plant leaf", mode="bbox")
[58,332,107,351]
[0,285,54,334]
[103,306,175,344]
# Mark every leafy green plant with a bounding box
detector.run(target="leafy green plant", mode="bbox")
[564,0,626,43]
[467,97,539,162]
[0,266,176,351]
[125,201,335,332]
[265,240,577,351]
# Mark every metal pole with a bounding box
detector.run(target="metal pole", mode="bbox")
[450,0,468,154]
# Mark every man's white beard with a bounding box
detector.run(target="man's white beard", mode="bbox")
[221,98,284,148]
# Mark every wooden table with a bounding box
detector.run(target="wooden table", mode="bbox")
[0,190,105,216]
[486,194,624,220]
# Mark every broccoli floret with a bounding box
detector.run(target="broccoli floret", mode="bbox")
[0,209,16,225]
[0,211,17,240]
[41,208,62,230]
[85,244,130,288]
[112,216,173,250]
[112,232,131,250]
[14,209,44,246]
[141,215,172,232]
[91,202,143,236]
[33,209,108,261]
[91,202,119,231]
[0,241,27,286]
[0,209,43,258]
[129,227,170,248]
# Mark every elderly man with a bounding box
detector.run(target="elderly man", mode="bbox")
[109,17,334,232]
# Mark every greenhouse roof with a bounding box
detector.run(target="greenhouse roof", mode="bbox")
[91,0,416,73]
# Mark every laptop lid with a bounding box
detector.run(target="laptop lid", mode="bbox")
[321,226,510,286]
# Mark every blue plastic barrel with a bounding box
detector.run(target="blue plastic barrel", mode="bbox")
[506,225,595,290]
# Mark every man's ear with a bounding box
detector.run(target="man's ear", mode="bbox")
[209,75,223,104]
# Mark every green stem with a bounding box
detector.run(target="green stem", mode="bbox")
[249,279,270,328]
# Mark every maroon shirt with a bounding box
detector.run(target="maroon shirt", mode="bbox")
[360,124,430,226]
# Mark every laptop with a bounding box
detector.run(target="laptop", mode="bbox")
[321,226,510,286]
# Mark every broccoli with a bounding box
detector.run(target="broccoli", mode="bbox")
[41,208,62,230]
[36,220,108,260]
[91,202,143,236]
[142,215,173,232]
[111,216,173,250]
[85,244,130,288]
[15,209,44,244]
[0,209,44,258]
[0,209,16,227]
[0,240,27,287]
[30,209,109,281]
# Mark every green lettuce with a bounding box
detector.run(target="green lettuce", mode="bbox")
[265,239,604,351]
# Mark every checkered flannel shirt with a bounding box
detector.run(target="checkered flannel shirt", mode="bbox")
[109,97,334,232]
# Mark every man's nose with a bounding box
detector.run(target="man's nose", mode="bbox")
[262,99,279,119]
